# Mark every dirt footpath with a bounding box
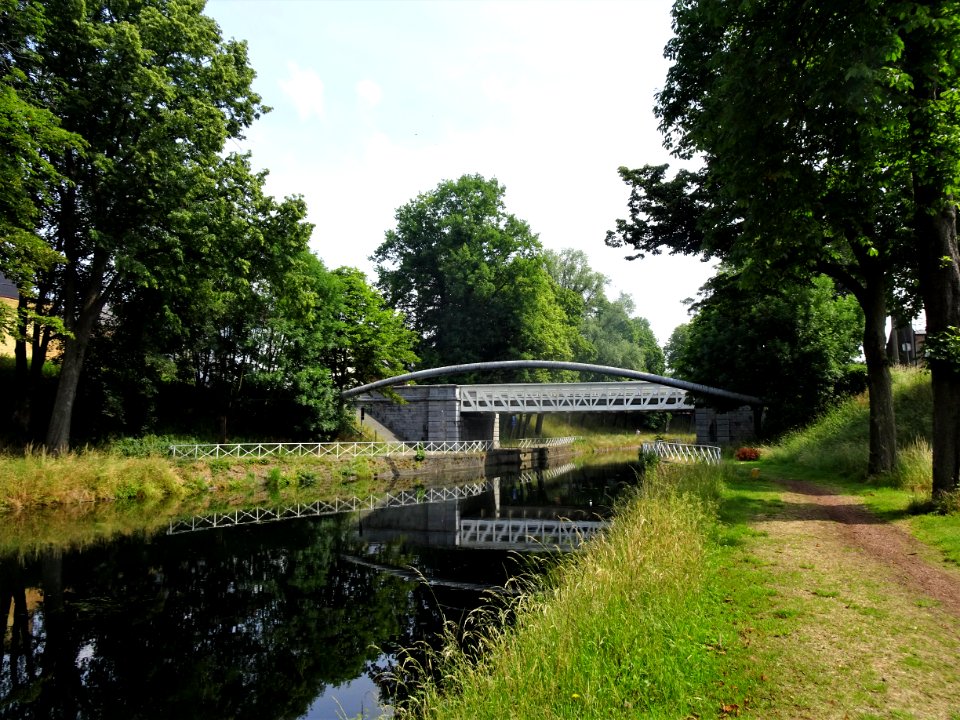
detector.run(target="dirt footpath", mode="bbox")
[746,477,960,719]
[776,479,960,617]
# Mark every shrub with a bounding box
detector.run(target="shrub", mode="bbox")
[734,447,761,461]
[265,467,290,491]
[637,447,660,476]
[938,489,960,515]
[296,468,318,488]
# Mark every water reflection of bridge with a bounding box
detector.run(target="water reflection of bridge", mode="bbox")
[166,465,605,551]
[458,518,605,550]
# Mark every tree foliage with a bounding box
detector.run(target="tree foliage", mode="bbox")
[2,0,269,450]
[542,248,665,376]
[1,1,419,445]
[606,0,960,481]
[321,266,419,394]
[674,273,864,435]
[0,0,81,346]
[664,323,690,376]
[579,293,665,376]
[372,174,576,378]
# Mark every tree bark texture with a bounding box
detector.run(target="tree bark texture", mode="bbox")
[917,202,960,496]
[862,280,897,476]
[44,320,92,454]
[45,254,109,453]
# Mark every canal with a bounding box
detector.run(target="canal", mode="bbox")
[1,456,642,719]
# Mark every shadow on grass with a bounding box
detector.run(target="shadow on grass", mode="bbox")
[720,464,921,531]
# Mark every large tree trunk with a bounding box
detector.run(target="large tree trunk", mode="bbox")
[916,202,960,497]
[45,253,109,454]
[44,312,96,453]
[13,298,32,436]
[862,281,897,475]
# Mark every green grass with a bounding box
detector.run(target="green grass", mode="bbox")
[397,368,960,718]
[767,366,932,484]
[397,463,773,719]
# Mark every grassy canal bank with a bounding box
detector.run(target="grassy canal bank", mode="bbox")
[0,423,671,555]
[0,422,680,513]
[395,367,960,718]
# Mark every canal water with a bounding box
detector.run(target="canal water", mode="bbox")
[1,457,641,719]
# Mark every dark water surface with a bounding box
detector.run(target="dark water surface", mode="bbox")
[1,458,641,719]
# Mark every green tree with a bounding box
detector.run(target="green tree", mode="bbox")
[322,267,419,393]
[78,152,317,442]
[542,248,608,320]
[8,0,264,451]
[372,174,575,377]
[675,273,864,435]
[608,2,926,476]
[579,293,665,375]
[0,1,83,423]
[895,2,960,496]
[541,248,663,375]
[664,323,690,376]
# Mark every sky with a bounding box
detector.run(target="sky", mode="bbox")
[204,0,715,343]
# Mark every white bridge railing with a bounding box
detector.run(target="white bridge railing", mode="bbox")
[459,381,691,413]
[167,480,492,535]
[642,441,722,465]
[168,440,494,460]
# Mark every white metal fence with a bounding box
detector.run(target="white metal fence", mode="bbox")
[168,440,494,460]
[642,441,722,465]
[169,437,585,459]
[167,481,492,534]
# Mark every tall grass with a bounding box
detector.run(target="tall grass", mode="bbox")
[0,447,189,511]
[396,462,754,719]
[767,366,933,486]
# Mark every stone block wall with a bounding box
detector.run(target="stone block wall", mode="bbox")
[357,385,461,441]
[695,406,757,446]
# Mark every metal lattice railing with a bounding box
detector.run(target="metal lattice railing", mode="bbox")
[508,436,580,449]
[458,381,692,413]
[459,518,607,550]
[642,441,722,465]
[167,480,492,535]
[168,440,494,460]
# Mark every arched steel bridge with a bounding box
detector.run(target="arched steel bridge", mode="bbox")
[342,360,763,408]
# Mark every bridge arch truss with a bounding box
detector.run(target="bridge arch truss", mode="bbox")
[459,381,691,413]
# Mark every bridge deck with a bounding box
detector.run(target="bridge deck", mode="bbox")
[459,382,690,413]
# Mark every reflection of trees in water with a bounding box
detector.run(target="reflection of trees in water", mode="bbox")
[0,467,627,718]
[0,560,38,710]
[0,517,414,720]
[367,545,543,708]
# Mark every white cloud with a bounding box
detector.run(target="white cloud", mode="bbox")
[278,61,325,121]
[356,79,383,109]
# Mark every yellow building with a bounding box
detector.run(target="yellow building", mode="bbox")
[0,273,16,357]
